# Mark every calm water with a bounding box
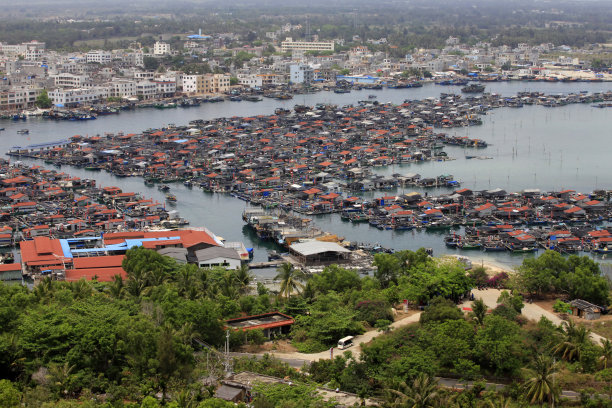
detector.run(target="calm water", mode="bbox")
[3,81,611,275]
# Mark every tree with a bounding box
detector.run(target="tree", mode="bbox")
[522,354,560,406]
[234,265,254,295]
[470,298,488,326]
[386,373,439,408]
[419,297,463,325]
[373,253,401,288]
[497,290,524,314]
[35,90,52,108]
[0,379,21,408]
[468,266,488,287]
[600,338,612,370]
[229,77,238,86]
[274,263,305,298]
[143,56,160,71]
[474,314,524,375]
[553,320,590,362]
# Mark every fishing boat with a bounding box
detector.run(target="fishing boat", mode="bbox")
[17,129,29,134]
[458,240,482,250]
[349,212,369,222]
[165,194,177,202]
[158,184,170,192]
[461,83,486,93]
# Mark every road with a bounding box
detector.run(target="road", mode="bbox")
[237,289,607,366]
[462,288,608,345]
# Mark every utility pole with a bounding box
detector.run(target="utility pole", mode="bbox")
[224,329,232,376]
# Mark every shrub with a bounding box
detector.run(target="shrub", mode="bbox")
[553,299,572,314]
[487,272,509,288]
[355,300,393,326]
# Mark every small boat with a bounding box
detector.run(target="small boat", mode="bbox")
[17,129,29,134]
[368,94,377,99]
[158,184,170,192]
[165,194,177,202]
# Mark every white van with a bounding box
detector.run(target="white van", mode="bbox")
[337,336,354,350]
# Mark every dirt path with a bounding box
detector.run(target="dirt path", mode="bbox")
[266,311,422,362]
[463,288,607,344]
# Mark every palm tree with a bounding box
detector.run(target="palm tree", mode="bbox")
[274,263,305,299]
[522,354,560,407]
[174,389,198,408]
[470,298,488,326]
[33,276,55,302]
[69,279,93,299]
[176,264,198,298]
[552,320,591,362]
[386,373,439,408]
[235,264,254,295]
[484,396,513,408]
[600,338,612,369]
[108,274,124,299]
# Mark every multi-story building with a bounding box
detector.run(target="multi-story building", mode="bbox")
[86,50,112,64]
[153,42,171,56]
[210,74,230,93]
[51,73,90,88]
[49,87,109,107]
[136,81,157,99]
[237,73,263,88]
[281,37,334,53]
[289,64,314,85]
[0,87,41,110]
[154,80,176,97]
[181,74,230,94]
[109,80,137,98]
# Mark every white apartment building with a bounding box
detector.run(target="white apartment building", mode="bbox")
[153,42,171,56]
[51,73,90,88]
[237,74,263,88]
[136,81,157,99]
[154,80,176,97]
[109,80,137,98]
[289,64,314,85]
[86,50,112,64]
[281,37,334,53]
[181,75,200,94]
[134,71,155,80]
[49,87,109,106]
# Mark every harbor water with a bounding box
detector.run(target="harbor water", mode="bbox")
[2,81,611,276]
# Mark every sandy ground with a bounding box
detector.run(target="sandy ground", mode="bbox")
[462,288,608,345]
[246,289,609,363]
[265,311,422,362]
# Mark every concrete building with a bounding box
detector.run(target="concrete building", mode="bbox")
[0,87,41,110]
[49,87,109,106]
[153,41,171,56]
[289,64,314,85]
[51,73,90,88]
[281,37,334,53]
[109,79,137,98]
[135,81,157,99]
[154,79,176,97]
[193,246,242,269]
[86,50,112,64]
[237,73,263,88]
[181,74,230,95]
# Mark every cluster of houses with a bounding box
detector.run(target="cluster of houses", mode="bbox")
[0,160,251,283]
[1,28,610,111]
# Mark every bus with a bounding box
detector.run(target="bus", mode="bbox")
[337,336,354,350]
